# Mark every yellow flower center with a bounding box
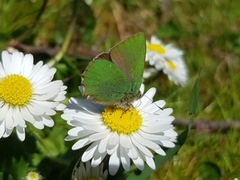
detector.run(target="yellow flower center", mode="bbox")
[147,44,166,54]
[102,106,142,134]
[166,60,177,70]
[0,74,32,106]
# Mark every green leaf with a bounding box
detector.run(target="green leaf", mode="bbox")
[188,71,201,116]
[11,157,29,180]
[0,134,38,180]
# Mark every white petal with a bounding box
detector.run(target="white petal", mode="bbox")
[92,151,107,167]
[163,129,178,137]
[55,103,66,111]
[0,61,6,77]
[33,80,62,94]
[22,54,34,77]
[89,131,109,141]
[28,61,43,80]
[141,125,173,133]
[26,104,44,116]
[138,129,170,141]
[133,133,160,150]
[3,128,13,138]
[142,100,165,113]
[72,138,90,150]
[0,104,8,121]
[13,108,26,127]
[107,143,119,155]
[33,75,54,89]
[153,108,173,117]
[155,147,166,156]
[54,91,67,101]
[16,126,25,141]
[30,101,56,115]
[119,134,133,149]
[0,51,10,75]
[159,140,176,148]
[109,150,120,175]
[3,52,16,74]
[120,146,130,171]
[82,142,98,162]
[67,127,88,137]
[109,132,119,146]
[127,146,139,159]
[142,116,175,126]
[145,155,155,170]
[65,135,79,141]
[33,121,44,129]
[69,97,103,114]
[42,115,54,127]
[30,64,51,84]
[82,124,107,132]
[11,51,23,74]
[131,135,153,158]
[73,116,102,126]
[98,133,111,153]
[0,120,5,138]
[132,156,144,171]
[6,109,15,129]
[20,107,35,124]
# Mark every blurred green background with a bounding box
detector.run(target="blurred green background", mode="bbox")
[0,0,240,179]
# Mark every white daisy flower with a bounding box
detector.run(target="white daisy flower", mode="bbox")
[62,86,177,175]
[26,171,42,180]
[146,36,188,86]
[0,51,67,141]
[72,161,108,180]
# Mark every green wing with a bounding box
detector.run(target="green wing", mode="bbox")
[109,32,146,94]
[82,59,132,104]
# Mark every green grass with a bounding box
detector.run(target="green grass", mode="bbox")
[153,129,240,180]
[0,0,240,179]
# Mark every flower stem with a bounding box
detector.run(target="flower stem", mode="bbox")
[47,16,76,67]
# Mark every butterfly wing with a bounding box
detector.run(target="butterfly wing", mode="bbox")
[82,59,132,104]
[109,32,146,95]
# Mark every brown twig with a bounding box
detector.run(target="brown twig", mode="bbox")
[8,40,59,57]
[8,40,98,59]
[174,118,240,133]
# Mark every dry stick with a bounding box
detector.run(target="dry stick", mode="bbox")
[173,118,240,133]
[8,40,98,58]
[8,40,60,56]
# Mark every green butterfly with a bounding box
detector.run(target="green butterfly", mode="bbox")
[81,32,146,108]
